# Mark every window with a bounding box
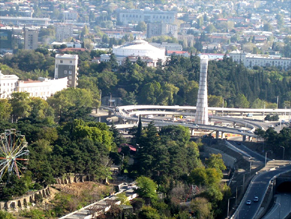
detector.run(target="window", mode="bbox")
[69,71,72,74]
[64,70,67,74]
[69,76,72,79]
[60,60,63,63]
[69,66,72,69]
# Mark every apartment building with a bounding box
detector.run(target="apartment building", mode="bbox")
[54,54,78,88]
[230,50,291,70]
[55,23,73,42]
[24,28,38,50]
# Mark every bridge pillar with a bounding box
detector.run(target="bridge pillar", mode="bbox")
[233,122,236,127]
[108,111,112,116]
[190,129,195,136]
[242,135,246,142]
[221,132,225,139]
[216,131,219,139]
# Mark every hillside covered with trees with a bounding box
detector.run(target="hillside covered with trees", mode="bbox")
[1,49,291,108]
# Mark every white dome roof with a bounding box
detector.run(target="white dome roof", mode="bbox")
[113,40,166,61]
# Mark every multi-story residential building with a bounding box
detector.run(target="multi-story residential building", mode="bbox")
[116,9,176,25]
[230,50,291,70]
[147,22,178,38]
[54,54,78,88]
[55,23,73,42]
[0,28,13,53]
[63,10,79,21]
[24,28,38,50]
[17,77,68,99]
[0,71,19,98]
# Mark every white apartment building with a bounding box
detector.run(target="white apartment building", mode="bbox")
[229,50,291,70]
[0,71,68,99]
[54,54,78,88]
[55,23,73,42]
[0,71,19,98]
[17,77,68,100]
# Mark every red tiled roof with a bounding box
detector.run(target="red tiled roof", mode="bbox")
[167,50,189,54]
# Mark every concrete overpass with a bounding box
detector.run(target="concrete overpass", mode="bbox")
[108,105,263,141]
[116,105,291,115]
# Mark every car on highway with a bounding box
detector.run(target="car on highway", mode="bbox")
[253,196,259,202]
[246,200,251,205]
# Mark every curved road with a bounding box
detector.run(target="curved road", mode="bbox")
[231,165,291,219]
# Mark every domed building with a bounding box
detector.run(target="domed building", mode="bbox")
[100,40,167,67]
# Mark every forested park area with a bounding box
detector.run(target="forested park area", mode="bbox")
[0,88,230,219]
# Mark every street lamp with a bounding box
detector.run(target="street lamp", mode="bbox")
[280,146,285,160]
[265,150,272,166]
[227,197,236,218]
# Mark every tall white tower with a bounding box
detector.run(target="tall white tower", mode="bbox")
[195,55,209,124]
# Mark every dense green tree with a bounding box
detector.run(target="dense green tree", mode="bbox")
[9,92,31,122]
[0,99,12,121]
[190,197,212,219]
[136,176,158,200]
[47,88,93,123]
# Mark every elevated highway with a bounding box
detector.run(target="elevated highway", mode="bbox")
[116,105,291,115]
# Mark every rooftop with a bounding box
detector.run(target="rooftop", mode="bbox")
[55,54,79,59]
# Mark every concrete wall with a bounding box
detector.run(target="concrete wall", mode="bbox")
[0,186,50,212]
[54,174,94,185]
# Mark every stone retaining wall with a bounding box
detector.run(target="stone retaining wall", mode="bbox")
[0,186,50,212]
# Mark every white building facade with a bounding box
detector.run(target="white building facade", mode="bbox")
[116,9,176,25]
[0,71,19,98]
[0,71,68,99]
[17,77,68,99]
[230,50,291,70]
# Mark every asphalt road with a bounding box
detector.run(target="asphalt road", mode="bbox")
[228,141,265,162]
[232,165,291,219]
[262,193,291,219]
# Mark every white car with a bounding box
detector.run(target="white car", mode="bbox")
[253,196,259,202]
[246,200,251,205]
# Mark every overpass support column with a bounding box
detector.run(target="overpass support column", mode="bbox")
[233,122,236,127]
[221,132,225,139]
[108,111,112,116]
[242,135,246,142]
[216,131,219,139]
[190,129,195,136]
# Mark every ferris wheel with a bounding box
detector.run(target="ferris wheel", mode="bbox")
[0,129,29,181]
